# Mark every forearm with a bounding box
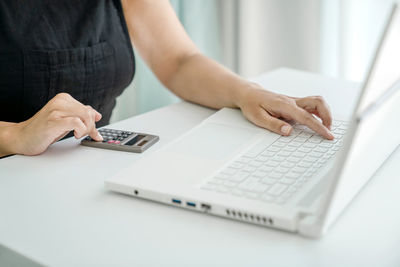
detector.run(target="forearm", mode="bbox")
[165,53,256,110]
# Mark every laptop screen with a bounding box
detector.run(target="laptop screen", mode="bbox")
[357,4,400,114]
[320,4,400,234]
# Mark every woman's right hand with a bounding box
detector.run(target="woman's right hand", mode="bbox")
[2,93,103,156]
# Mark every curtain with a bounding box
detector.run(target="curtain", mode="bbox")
[111,0,221,123]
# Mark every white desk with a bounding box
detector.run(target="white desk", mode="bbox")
[1,69,399,267]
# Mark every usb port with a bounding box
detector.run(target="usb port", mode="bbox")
[186,201,196,208]
[172,199,181,204]
[201,203,211,211]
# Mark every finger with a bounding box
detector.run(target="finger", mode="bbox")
[90,128,103,142]
[253,109,293,136]
[83,106,100,139]
[94,110,102,122]
[296,96,332,130]
[59,117,87,139]
[291,106,334,140]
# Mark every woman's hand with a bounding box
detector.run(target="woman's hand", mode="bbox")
[3,93,103,156]
[238,85,334,140]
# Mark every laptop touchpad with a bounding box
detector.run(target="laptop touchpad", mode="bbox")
[167,123,259,161]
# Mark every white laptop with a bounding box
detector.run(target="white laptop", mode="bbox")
[106,4,400,237]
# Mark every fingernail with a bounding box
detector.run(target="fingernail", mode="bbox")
[281,125,291,135]
[97,132,103,141]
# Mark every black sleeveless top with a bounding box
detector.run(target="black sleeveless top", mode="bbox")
[0,0,135,127]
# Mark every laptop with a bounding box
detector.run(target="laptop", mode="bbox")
[106,4,400,237]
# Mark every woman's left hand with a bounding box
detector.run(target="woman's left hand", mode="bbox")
[237,85,334,140]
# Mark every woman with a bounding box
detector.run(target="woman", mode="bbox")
[0,0,333,157]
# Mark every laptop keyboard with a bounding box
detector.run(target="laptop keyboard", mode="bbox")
[201,120,348,205]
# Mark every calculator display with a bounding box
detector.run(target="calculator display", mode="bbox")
[125,135,145,146]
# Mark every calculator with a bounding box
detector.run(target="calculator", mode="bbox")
[80,128,159,153]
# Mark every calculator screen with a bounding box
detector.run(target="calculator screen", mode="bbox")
[125,135,145,146]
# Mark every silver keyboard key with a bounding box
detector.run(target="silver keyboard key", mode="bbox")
[268,183,288,196]
[249,160,263,167]
[260,165,274,172]
[221,168,237,175]
[292,166,307,173]
[252,170,268,178]
[268,172,283,179]
[283,146,297,152]
[287,157,301,163]
[261,151,276,157]
[261,177,277,185]
[288,141,303,147]
[285,172,300,179]
[230,162,244,169]
[229,171,249,182]
[281,161,296,168]
[275,166,289,173]
[243,165,257,172]
[292,151,306,158]
[266,146,281,152]
[265,161,279,167]
[280,178,296,185]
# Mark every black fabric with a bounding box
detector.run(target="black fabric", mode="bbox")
[0,0,135,128]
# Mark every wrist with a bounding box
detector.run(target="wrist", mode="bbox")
[233,82,263,109]
[0,122,21,157]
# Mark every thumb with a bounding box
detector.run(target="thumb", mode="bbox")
[256,110,292,136]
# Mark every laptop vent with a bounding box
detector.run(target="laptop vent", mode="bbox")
[225,209,273,226]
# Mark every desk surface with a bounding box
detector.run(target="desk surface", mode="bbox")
[1,69,399,267]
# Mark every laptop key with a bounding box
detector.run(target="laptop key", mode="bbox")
[229,171,250,182]
[221,168,237,175]
[268,183,288,196]
[268,172,283,179]
[224,181,238,187]
[244,141,271,157]
[280,178,296,185]
[261,177,277,185]
[230,162,244,169]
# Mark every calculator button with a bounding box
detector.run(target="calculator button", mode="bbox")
[107,140,115,144]
[114,141,121,144]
